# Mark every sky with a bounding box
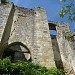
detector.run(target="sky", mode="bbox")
[9,0,75,31]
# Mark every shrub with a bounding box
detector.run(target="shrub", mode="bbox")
[0,57,64,75]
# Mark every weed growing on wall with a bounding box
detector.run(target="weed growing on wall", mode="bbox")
[65,32,73,41]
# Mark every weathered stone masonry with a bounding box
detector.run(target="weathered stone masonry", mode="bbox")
[0,2,75,74]
[0,3,55,67]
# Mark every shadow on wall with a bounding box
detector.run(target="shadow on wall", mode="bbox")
[2,42,31,62]
[51,35,64,69]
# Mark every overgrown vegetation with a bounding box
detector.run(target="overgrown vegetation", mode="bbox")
[0,57,64,75]
[65,32,73,41]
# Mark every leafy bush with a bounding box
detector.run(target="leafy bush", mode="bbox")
[0,57,64,75]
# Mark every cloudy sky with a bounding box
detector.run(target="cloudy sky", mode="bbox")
[9,0,75,31]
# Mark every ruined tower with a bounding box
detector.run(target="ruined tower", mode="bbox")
[0,2,55,67]
[0,2,75,74]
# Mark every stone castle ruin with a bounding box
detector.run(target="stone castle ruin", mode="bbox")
[0,2,75,74]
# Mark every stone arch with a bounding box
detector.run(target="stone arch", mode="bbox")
[2,42,31,62]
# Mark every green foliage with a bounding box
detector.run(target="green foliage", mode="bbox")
[59,0,75,21]
[1,0,8,3]
[0,57,64,75]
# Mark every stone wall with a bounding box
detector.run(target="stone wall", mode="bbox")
[8,6,34,49]
[7,6,35,62]
[0,3,13,42]
[56,22,75,74]
[33,7,55,67]
[0,3,14,55]
[0,3,55,67]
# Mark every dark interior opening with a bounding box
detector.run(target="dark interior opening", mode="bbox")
[2,42,31,62]
[3,49,15,61]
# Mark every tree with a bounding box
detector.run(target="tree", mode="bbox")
[1,0,8,3]
[59,0,75,21]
